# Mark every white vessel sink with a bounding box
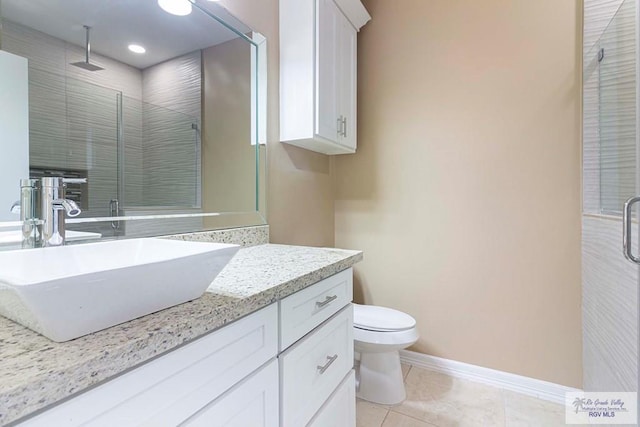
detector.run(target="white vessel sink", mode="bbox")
[0,238,240,342]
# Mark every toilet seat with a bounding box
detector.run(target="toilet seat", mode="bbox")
[354,326,419,349]
[353,303,416,332]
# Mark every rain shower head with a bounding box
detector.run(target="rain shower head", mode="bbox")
[70,25,104,71]
[70,61,104,71]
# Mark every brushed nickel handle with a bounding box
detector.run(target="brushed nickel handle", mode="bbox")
[342,117,347,138]
[317,354,338,374]
[316,295,338,309]
[337,116,344,137]
[623,196,640,264]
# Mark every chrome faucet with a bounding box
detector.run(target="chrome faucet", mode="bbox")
[40,177,84,247]
[15,179,42,248]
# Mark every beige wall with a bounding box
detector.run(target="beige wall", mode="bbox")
[218,0,335,247]
[334,0,583,388]
[202,38,255,217]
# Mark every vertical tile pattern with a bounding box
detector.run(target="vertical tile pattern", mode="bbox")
[141,51,202,208]
[582,0,639,395]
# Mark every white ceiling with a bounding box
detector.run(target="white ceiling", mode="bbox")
[1,0,252,69]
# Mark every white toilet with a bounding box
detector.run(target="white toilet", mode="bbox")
[353,303,418,405]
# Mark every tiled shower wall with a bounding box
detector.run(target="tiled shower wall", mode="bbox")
[582,0,638,392]
[1,20,202,233]
[141,51,202,208]
[1,20,143,223]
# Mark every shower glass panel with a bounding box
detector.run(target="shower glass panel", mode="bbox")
[66,78,119,218]
[598,0,637,214]
[121,96,200,209]
[26,67,203,230]
[28,69,119,223]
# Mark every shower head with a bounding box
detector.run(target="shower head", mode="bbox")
[70,61,104,71]
[70,25,104,71]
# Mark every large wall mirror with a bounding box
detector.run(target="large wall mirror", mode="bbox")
[0,0,267,248]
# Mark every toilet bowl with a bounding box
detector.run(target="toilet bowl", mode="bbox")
[353,303,418,405]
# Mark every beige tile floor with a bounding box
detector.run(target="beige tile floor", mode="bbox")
[357,364,567,427]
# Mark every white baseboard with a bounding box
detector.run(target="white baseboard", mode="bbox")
[399,350,581,405]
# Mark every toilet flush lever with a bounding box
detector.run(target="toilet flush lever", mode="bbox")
[317,354,338,374]
[316,295,338,309]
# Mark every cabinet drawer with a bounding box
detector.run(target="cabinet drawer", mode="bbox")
[280,268,353,350]
[308,370,355,427]
[20,304,278,427]
[280,306,354,427]
[182,359,279,427]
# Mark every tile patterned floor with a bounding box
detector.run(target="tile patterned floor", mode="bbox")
[356,364,567,427]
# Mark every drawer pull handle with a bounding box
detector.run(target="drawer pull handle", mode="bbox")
[316,295,338,309]
[317,354,338,374]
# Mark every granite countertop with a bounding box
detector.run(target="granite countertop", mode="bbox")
[0,243,363,425]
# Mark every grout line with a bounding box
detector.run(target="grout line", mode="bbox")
[501,387,508,427]
[404,364,412,381]
[387,409,441,427]
[380,408,390,427]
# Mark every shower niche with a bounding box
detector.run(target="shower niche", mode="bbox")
[0,0,267,240]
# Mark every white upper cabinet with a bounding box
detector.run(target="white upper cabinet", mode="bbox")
[280,0,370,155]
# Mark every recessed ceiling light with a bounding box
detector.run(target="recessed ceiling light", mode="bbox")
[157,0,192,16]
[128,44,146,54]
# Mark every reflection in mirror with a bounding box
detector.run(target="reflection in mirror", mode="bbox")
[0,0,266,248]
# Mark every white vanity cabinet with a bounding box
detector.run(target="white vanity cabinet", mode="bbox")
[308,370,356,427]
[19,305,280,427]
[17,268,356,427]
[278,268,354,426]
[280,0,370,155]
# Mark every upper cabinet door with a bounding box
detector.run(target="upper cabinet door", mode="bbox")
[337,13,357,150]
[279,0,370,155]
[315,0,340,144]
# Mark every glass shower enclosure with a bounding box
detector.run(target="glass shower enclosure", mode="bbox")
[28,70,201,237]
[582,0,638,399]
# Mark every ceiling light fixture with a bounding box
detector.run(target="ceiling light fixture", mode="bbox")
[128,44,146,54]
[157,0,193,16]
